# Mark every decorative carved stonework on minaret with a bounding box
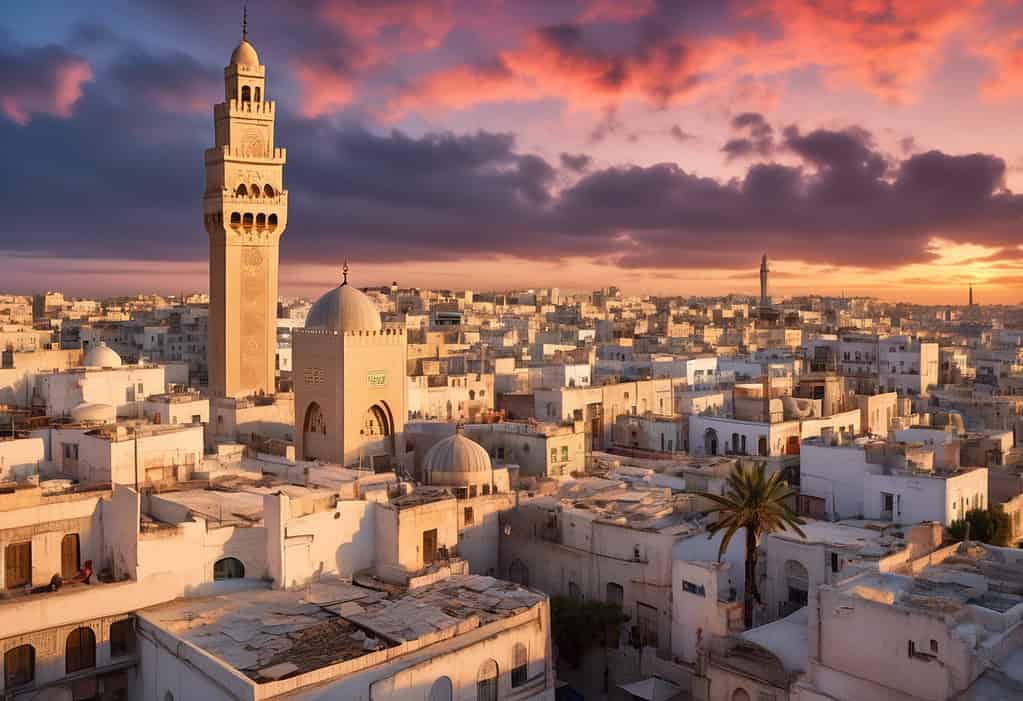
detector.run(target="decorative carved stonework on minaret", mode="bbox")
[203,19,287,398]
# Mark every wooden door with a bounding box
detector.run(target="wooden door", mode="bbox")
[4,542,31,588]
[61,533,80,579]
[422,529,438,564]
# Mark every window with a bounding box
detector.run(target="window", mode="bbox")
[63,443,79,460]
[191,414,201,424]
[930,639,939,654]
[551,448,557,463]
[110,619,136,658]
[560,446,569,461]
[464,507,474,525]
[681,580,706,596]
[428,677,453,701]
[908,640,916,657]
[568,581,582,599]
[213,557,245,580]
[511,643,528,687]
[65,627,96,673]
[61,533,80,579]
[5,542,31,588]
[830,552,840,573]
[477,659,498,701]
[4,644,34,688]
[241,85,251,102]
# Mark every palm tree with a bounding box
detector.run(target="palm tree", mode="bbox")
[698,461,805,629]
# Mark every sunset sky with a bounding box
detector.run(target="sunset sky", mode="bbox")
[4,0,1023,303]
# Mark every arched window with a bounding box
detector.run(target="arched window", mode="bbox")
[304,402,326,436]
[249,184,260,197]
[758,436,768,456]
[263,184,275,198]
[469,390,476,400]
[242,213,253,229]
[4,644,34,688]
[512,642,528,687]
[428,677,453,701]
[230,212,241,228]
[213,557,245,580]
[241,85,251,103]
[165,692,175,701]
[732,690,750,701]
[66,627,96,673]
[704,428,718,455]
[568,582,582,600]
[784,559,809,610]
[235,184,248,197]
[477,659,498,701]
[256,213,266,229]
[268,213,278,230]
[731,433,740,453]
[253,87,261,102]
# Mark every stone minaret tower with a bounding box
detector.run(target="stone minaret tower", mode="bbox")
[203,14,287,398]
[759,253,769,306]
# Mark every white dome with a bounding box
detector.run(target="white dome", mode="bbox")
[423,430,492,477]
[70,402,115,424]
[305,283,382,333]
[230,39,260,67]
[82,342,122,368]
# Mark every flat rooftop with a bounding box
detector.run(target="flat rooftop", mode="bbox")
[140,575,545,683]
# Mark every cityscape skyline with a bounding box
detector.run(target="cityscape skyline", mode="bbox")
[3,1,1023,302]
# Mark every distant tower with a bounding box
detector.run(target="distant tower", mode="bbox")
[204,13,288,398]
[969,284,974,307]
[759,253,769,306]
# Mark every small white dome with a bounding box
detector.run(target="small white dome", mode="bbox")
[230,39,260,67]
[423,430,492,477]
[70,402,115,424]
[82,342,122,368]
[305,283,382,333]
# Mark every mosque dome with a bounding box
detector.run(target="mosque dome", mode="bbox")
[70,402,116,424]
[423,429,493,479]
[305,269,382,332]
[230,39,260,67]
[82,342,122,369]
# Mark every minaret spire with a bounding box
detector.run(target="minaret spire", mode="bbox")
[242,4,248,40]
[341,260,349,286]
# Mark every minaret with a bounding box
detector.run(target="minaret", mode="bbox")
[203,13,288,398]
[759,253,769,306]
[968,284,974,307]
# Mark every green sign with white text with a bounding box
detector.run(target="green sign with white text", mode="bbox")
[368,370,387,387]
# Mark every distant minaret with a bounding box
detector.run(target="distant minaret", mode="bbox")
[968,284,974,307]
[759,253,769,306]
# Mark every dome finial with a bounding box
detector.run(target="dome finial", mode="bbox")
[341,260,349,287]
[242,4,249,40]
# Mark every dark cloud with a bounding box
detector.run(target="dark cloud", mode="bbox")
[560,152,592,172]
[722,111,774,161]
[669,125,693,141]
[108,50,220,112]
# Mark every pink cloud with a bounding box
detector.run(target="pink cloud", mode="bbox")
[1,47,92,125]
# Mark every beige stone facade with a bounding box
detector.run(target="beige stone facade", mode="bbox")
[294,324,407,468]
[204,37,287,398]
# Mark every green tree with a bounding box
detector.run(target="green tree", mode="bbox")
[698,461,806,629]
[550,596,628,669]
[949,508,1011,547]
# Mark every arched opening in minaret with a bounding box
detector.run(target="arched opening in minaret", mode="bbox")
[268,214,278,230]
[249,184,260,197]
[241,86,251,103]
[230,212,241,228]
[263,184,275,198]
[242,213,253,229]
[254,87,261,102]
[235,184,247,197]
[256,214,266,230]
